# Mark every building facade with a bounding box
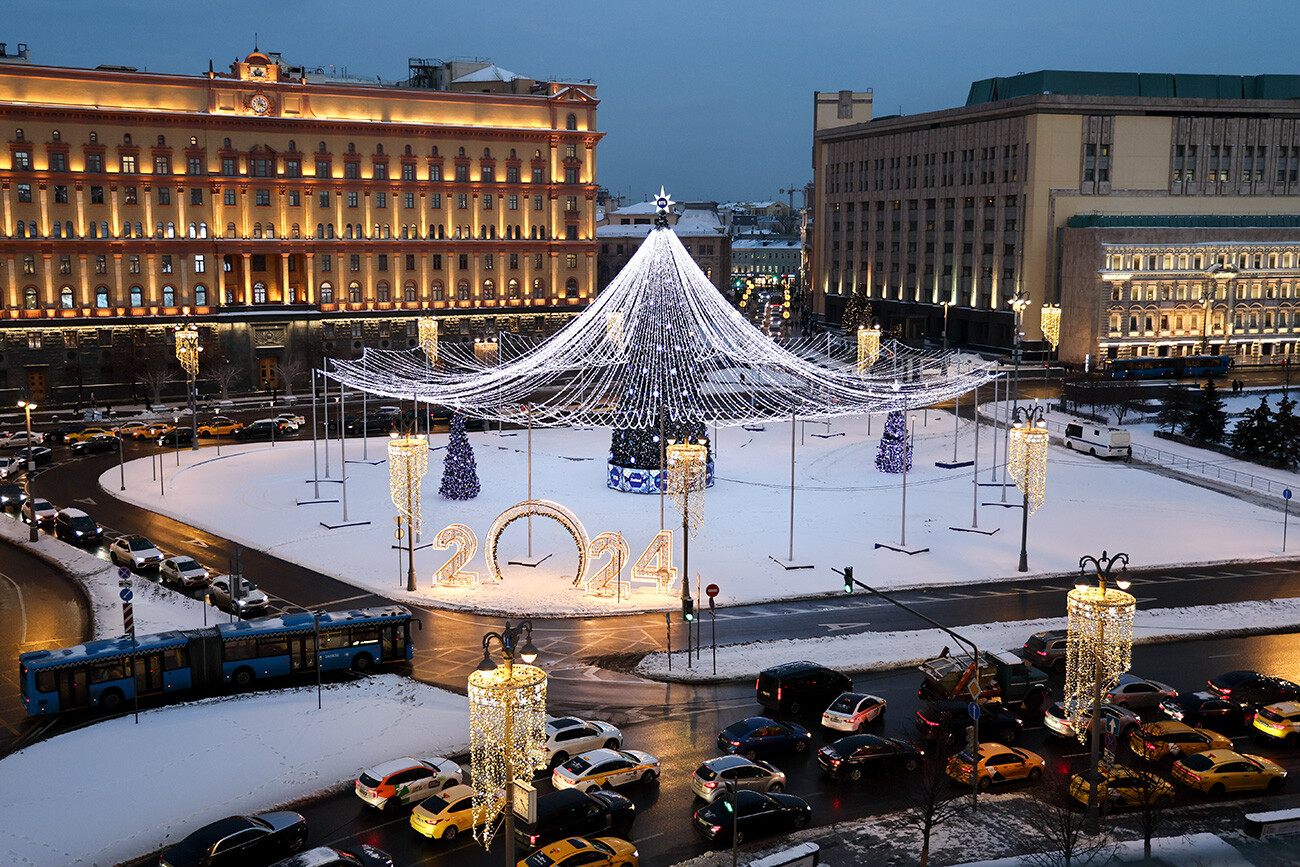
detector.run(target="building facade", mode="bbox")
[810,72,1300,354]
[596,202,730,294]
[0,49,601,406]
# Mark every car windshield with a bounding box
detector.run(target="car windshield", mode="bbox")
[127,538,155,551]
[1179,754,1214,771]
[175,560,200,571]
[33,500,53,510]
[828,694,863,713]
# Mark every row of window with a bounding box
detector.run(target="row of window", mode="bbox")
[3,216,576,241]
[1110,310,1298,333]
[1106,251,1295,272]
[826,146,1024,193]
[1171,145,1300,185]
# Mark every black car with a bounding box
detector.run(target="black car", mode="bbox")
[1023,629,1069,673]
[158,811,308,867]
[11,445,52,465]
[70,433,121,455]
[756,660,853,715]
[816,734,923,781]
[1159,690,1251,732]
[1207,670,1300,713]
[692,789,811,847]
[916,700,1023,745]
[513,788,635,852]
[238,419,288,441]
[49,423,92,444]
[268,845,393,867]
[0,483,23,509]
[54,508,103,544]
[160,428,196,447]
[345,414,397,435]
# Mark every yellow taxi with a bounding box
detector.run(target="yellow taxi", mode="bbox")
[1068,764,1174,810]
[1252,701,1300,747]
[518,836,638,867]
[197,416,244,437]
[1171,749,1287,795]
[1129,721,1231,762]
[65,426,117,444]
[409,783,486,841]
[142,422,176,439]
[945,743,1045,791]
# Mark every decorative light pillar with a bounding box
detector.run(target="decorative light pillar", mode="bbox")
[388,434,428,592]
[1008,403,1047,572]
[174,325,201,450]
[857,325,881,375]
[470,621,547,866]
[1041,304,1061,352]
[1066,551,1135,835]
[667,438,708,665]
[18,399,38,542]
[418,316,439,363]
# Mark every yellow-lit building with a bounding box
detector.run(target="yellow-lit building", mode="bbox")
[0,47,601,404]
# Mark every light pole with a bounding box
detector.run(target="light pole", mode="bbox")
[1067,551,1135,835]
[942,300,951,354]
[1200,294,1212,356]
[1009,404,1047,572]
[174,325,201,451]
[388,431,427,592]
[470,620,546,867]
[668,438,708,665]
[18,400,38,541]
[1008,290,1029,426]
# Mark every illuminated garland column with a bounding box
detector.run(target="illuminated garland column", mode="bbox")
[1041,304,1061,352]
[857,325,881,375]
[174,325,200,450]
[1066,552,1134,835]
[418,316,438,442]
[1008,404,1047,572]
[667,438,707,666]
[389,434,428,592]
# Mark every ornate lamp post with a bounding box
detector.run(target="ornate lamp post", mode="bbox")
[470,620,547,867]
[388,432,427,592]
[1008,404,1047,572]
[1066,551,1135,835]
[856,324,881,375]
[174,325,201,451]
[18,399,37,542]
[1008,291,1029,414]
[667,437,708,666]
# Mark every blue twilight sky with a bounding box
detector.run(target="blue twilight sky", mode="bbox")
[7,1,1299,205]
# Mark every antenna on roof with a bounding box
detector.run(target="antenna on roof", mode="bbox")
[254,32,259,52]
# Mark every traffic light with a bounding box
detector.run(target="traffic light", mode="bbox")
[682,597,695,622]
[843,566,854,594]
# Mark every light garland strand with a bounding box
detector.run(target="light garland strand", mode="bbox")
[1063,586,1135,744]
[387,435,427,533]
[469,663,547,849]
[1041,305,1061,350]
[484,499,590,584]
[1008,422,1048,514]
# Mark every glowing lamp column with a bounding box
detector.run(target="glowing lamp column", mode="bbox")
[1008,404,1047,573]
[18,399,37,542]
[470,621,547,867]
[1041,304,1061,354]
[1065,552,1134,835]
[857,325,881,375]
[388,434,427,592]
[175,325,201,450]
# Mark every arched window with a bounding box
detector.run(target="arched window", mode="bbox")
[376,143,384,154]
[382,225,390,239]
[129,285,143,307]
[291,223,300,239]
[509,148,517,159]
[100,221,108,238]
[532,278,545,297]
[52,130,60,141]
[199,222,208,238]
[489,226,497,240]
[60,286,74,309]
[404,280,417,302]
[530,226,538,240]
[252,224,263,239]
[347,142,355,153]
[319,282,333,303]
[166,221,175,238]
[253,282,267,304]
[540,226,547,240]
[223,137,231,148]
[401,226,409,239]
[431,281,445,301]
[345,225,354,239]
[52,221,62,238]
[508,279,520,299]
[373,223,381,238]
[377,281,391,303]
[227,222,237,238]
[566,113,577,131]
[134,222,143,238]
[316,223,325,239]
[15,222,25,239]
[96,286,110,308]
[565,278,579,298]
[156,222,165,239]
[483,279,495,299]
[123,133,132,145]
[194,284,207,306]
[457,280,470,301]
[327,224,335,239]
[24,286,39,309]
[318,141,327,152]
[162,285,175,306]
[437,225,446,239]
[188,222,197,238]
[87,222,96,239]
[348,281,362,303]
[89,131,97,142]
[157,134,165,146]
[288,140,296,152]
[480,226,488,239]
[266,225,275,239]
[190,135,197,146]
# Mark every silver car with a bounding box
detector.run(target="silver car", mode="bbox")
[209,576,271,614]
[1105,673,1179,709]
[690,755,787,803]
[1043,701,1140,739]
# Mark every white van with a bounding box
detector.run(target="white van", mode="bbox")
[1064,421,1131,460]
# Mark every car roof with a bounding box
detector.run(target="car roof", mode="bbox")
[1196,749,1246,764]
[1141,720,1191,733]
[364,757,428,779]
[57,507,89,518]
[1265,701,1300,715]
[761,660,830,676]
[265,847,358,867]
[571,748,623,766]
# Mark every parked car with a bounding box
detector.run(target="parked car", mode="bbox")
[0,456,20,479]
[345,414,397,435]
[690,755,787,803]
[1171,749,1287,795]
[142,422,177,439]
[353,756,462,812]
[717,716,811,759]
[820,692,887,732]
[756,660,853,715]
[513,788,635,851]
[519,836,639,867]
[1207,670,1300,715]
[64,426,116,445]
[1068,764,1174,810]
[916,700,1024,746]
[1159,691,1251,732]
[197,417,244,437]
[1,430,46,447]
[160,557,211,588]
[1129,721,1232,763]
[552,748,660,793]
[49,423,92,443]
[238,419,288,440]
[543,716,624,768]
[1104,673,1178,709]
[109,534,164,569]
[20,497,57,527]
[53,507,103,544]
[160,427,196,447]
[1022,629,1069,673]
[275,413,305,431]
[268,846,393,867]
[691,789,811,847]
[816,734,922,781]
[157,811,308,867]
[70,433,121,455]
[1252,701,1300,747]
[946,743,1045,791]
[0,483,23,509]
[1044,701,1139,740]
[408,784,485,841]
[208,576,271,614]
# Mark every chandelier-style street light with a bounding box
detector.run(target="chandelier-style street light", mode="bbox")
[857,324,881,375]
[470,620,547,864]
[388,432,427,591]
[1008,403,1047,572]
[1041,304,1061,351]
[417,316,439,363]
[1066,551,1135,834]
[174,325,201,450]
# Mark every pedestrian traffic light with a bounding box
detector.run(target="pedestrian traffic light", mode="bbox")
[843,566,854,594]
[682,598,695,622]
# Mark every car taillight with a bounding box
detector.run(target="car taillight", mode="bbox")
[710,825,722,834]
[704,780,717,789]
[777,687,782,701]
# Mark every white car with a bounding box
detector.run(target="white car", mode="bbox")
[543,716,623,767]
[209,576,270,614]
[1043,701,1140,739]
[109,534,164,569]
[21,497,57,527]
[0,456,20,479]
[821,692,887,732]
[160,557,211,588]
[275,413,305,431]
[2,430,45,447]
[354,756,463,811]
[551,748,660,792]
[1105,673,1179,709]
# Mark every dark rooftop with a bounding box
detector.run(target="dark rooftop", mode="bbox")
[967,71,1300,106]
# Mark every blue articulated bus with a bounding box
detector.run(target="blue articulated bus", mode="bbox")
[1105,355,1231,379]
[19,606,416,716]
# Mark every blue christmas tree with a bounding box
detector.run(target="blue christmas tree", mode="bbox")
[440,412,481,499]
[875,410,912,473]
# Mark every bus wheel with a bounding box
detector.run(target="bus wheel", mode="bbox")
[233,667,255,689]
[352,653,373,673]
[100,689,124,711]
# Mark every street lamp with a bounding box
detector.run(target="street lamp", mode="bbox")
[1200,295,1212,356]
[17,399,38,542]
[1066,551,1135,835]
[1008,404,1047,572]
[667,437,708,665]
[942,300,952,354]
[1041,304,1061,353]
[1008,291,1029,415]
[174,325,201,451]
[388,431,427,592]
[470,620,547,867]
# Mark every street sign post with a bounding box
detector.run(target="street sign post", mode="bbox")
[665,611,671,673]
[1284,489,1292,553]
[705,584,719,675]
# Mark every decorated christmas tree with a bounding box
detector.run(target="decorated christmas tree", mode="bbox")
[439,412,481,499]
[875,409,912,473]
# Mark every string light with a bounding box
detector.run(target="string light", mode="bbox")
[439,413,480,500]
[320,224,998,428]
[1041,304,1061,350]
[606,311,624,348]
[473,338,500,366]
[1064,584,1135,744]
[433,523,479,587]
[1009,420,1048,514]
[417,316,439,363]
[633,529,678,594]
[484,499,590,583]
[857,325,880,375]
[469,663,547,849]
[667,440,708,538]
[585,532,629,598]
[175,326,200,378]
[388,435,427,533]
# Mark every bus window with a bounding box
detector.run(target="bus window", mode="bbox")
[224,638,257,660]
[90,659,128,683]
[257,636,288,657]
[163,646,188,671]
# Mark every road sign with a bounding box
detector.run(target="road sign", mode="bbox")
[395,527,404,540]
[117,566,132,582]
[119,587,133,602]
[1104,714,1123,737]
[1104,731,1117,761]
[1286,489,1293,500]
[706,583,719,598]
[968,701,981,721]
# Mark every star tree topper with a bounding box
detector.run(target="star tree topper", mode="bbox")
[654,186,676,217]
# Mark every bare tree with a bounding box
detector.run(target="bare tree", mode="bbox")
[139,363,175,409]
[906,741,966,867]
[274,359,305,399]
[208,361,244,400]
[1020,767,1113,867]
[1125,770,1175,862]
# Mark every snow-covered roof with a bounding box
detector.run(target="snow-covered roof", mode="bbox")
[609,200,675,216]
[733,238,800,250]
[452,63,521,83]
[597,224,654,239]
